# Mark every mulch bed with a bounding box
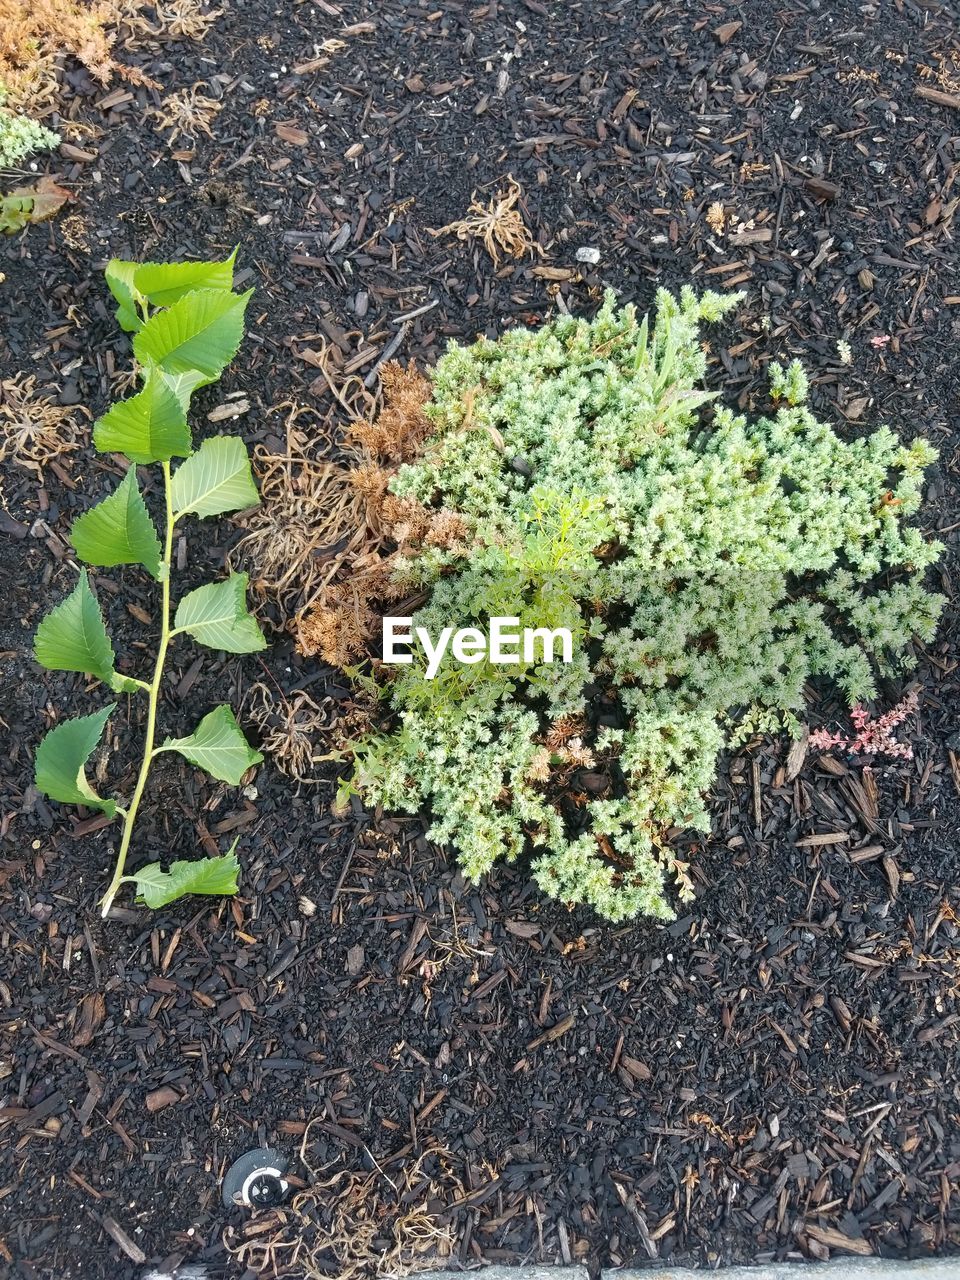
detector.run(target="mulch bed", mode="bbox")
[2,1,959,1277]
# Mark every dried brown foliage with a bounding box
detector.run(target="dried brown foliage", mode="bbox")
[228,406,370,621]
[0,376,84,475]
[294,361,460,668]
[0,0,218,115]
[544,715,589,751]
[223,1142,458,1280]
[243,682,340,783]
[346,361,433,463]
[295,551,412,669]
[151,82,221,145]
[236,365,469,670]
[131,0,220,40]
[0,0,158,113]
[429,175,541,267]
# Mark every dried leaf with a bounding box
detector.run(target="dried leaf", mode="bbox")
[0,178,72,234]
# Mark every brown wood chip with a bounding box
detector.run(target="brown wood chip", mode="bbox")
[795,831,849,847]
[620,1054,652,1082]
[145,1086,181,1113]
[804,1223,873,1255]
[275,122,309,146]
[805,176,840,201]
[71,993,105,1049]
[527,1013,576,1050]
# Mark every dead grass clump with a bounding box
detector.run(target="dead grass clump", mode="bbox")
[0,376,83,474]
[243,682,339,783]
[151,81,221,145]
[228,405,372,622]
[130,0,220,40]
[223,1145,458,1280]
[235,364,469,669]
[294,361,463,667]
[0,0,158,113]
[429,174,540,267]
[243,679,379,783]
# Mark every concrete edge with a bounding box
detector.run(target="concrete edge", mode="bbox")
[142,1256,960,1279]
[424,1261,960,1280]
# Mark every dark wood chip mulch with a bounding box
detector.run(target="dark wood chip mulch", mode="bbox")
[1,0,959,1276]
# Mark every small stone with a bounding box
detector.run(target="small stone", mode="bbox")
[575,246,601,264]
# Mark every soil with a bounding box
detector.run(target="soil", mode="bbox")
[1,1,960,1278]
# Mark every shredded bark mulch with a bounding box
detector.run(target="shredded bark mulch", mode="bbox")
[1,1,959,1277]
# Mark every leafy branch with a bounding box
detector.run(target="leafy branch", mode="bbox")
[33,250,266,917]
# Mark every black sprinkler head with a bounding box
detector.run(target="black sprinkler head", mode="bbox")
[221,1147,289,1210]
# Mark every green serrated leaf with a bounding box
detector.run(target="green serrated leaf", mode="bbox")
[133,249,238,308]
[160,368,207,413]
[34,568,117,683]
[133,287,253,385]
[93,367,193,464]
[70,468,162,579]
[35,704,117,816]
[170,435,259,520]
[157,704,262,784]
[109,672,146,694]
[126,845,240,908]
[105,259,143,332]
[173,572,266,654]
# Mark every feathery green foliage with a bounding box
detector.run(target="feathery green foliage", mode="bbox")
[343,288,943,922]
[0,87,60,167]
[33,252,262,917]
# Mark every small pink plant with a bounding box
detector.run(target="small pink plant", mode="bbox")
[810,690,919,760]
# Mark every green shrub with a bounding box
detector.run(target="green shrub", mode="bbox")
[0,87,60,167]
[341,288,944,923]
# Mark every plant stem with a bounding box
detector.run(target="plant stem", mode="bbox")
[100,462,175,917]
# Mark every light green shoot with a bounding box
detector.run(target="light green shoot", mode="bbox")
[33,251,265,917]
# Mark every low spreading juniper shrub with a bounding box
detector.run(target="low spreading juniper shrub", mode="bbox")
[0,87,60,167]
[337,288,944,923]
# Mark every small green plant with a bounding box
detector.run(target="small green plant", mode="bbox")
[0,86,60,167]
[33,250,266,917]
[330,289,944,923]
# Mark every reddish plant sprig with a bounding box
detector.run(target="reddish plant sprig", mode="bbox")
[810,690,919,760]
